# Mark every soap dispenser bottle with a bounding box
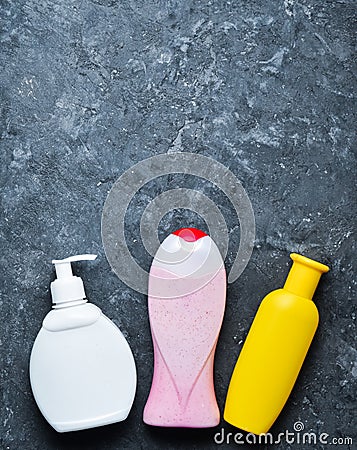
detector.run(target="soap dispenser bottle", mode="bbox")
[224,253,329,435]
[29,254,137,432]
[143,228,226,427]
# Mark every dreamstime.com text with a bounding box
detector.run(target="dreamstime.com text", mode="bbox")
[214,422,353,446]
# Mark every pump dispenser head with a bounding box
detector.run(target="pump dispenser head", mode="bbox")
[50,254,97,307]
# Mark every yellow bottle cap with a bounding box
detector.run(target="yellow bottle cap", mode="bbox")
[284,253,329,300]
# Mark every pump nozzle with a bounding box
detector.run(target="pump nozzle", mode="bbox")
[50,254,97,307]
[52,255,97,279]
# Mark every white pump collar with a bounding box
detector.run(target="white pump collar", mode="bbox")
[50,255,97,307]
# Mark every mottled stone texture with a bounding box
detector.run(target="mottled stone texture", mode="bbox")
[0,0,356,449]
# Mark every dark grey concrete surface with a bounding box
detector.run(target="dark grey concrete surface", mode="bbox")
[0,1,356,449]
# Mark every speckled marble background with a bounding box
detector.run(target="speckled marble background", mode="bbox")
[0,1,356,449]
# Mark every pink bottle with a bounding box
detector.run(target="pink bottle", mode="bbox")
[143,228,226,427]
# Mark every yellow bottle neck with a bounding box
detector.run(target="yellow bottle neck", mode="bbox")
[283,253,329,300]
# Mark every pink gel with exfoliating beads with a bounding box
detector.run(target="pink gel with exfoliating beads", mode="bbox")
[143,228,226,427]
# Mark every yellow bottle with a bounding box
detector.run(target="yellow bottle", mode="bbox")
[224,253,329,435]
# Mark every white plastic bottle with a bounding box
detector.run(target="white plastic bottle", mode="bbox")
[29,254,137,432]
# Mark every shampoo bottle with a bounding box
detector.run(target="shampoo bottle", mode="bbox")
[29,254,137,432]
[224,253,329,434]
[143,228,226,427]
